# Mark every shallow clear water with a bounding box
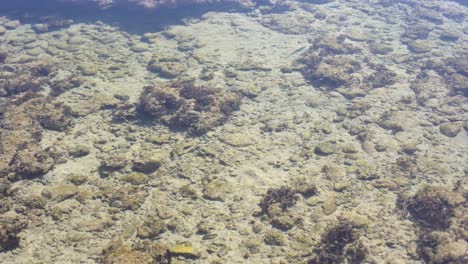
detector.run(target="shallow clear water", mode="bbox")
[0,0,466,263]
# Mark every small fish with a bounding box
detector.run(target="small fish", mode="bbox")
[288,46,306,57]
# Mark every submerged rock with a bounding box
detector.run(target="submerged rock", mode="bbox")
[439,122,462,137]
[314,142,338,155]
[407,40,432,53]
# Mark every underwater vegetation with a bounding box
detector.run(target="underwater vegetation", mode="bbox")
[295,34,397,99]
[258,182,317,230]
[308,220,367,264]
[398,186,467,264]
[137,79,241,135]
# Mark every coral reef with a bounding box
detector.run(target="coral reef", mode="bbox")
[137,79,241,134]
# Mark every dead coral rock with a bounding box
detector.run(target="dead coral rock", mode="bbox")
[407,40,432,53]
[0,216,27,252]
[292,179,318,198]
[368,42,394,55]
[259,12,317,35]
[378,111,415,133]
[69,144,91,158]
[297,35,397,93]
[415,7,444,24]
[36,103,72,132]
[401,186,464,230]
[137,80,241,134]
